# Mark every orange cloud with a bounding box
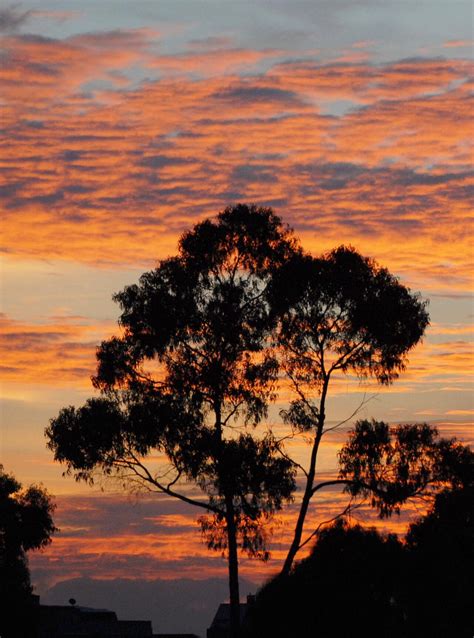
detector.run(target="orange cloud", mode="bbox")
[147,47,288,77]
[0,314,114,386]
[1,34,472,448]
[443,39,473,48]
[0,28,157,114]
[428,322,474,336]
[1,39,471,301]
[445,409,474,415]
[28,482,431,587]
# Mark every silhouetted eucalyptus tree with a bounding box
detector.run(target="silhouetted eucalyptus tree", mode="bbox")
[270,247,430,575]
[46,205,298,637]
[0,466,56,638]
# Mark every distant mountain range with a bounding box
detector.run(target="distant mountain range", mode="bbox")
[41,576,258,637]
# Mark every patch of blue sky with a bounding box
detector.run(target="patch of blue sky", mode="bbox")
[16,1,472,64]
[316,99,363,116]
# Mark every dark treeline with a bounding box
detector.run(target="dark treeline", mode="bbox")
[0,466,56,638]
[243,479,474,638]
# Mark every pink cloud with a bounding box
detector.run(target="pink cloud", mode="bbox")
[443,39,473,48]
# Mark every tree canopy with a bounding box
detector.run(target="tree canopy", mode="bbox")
[243,519,406,638]
[272,245,429,386]
[339,419,473,516]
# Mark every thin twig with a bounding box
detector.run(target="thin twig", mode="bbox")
[322,393,377,435]
[297,499,362,552]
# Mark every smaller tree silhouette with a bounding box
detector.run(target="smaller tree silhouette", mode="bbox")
[269,246,430,575]
[0,465,56,638]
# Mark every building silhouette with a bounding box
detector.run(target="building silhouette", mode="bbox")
[207,595,255,638]
[33,596,198,638]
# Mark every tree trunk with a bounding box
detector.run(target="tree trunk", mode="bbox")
[280,439,319,578]
[215,400,241,637]
[226,495,241,638]
[280,377,329,577]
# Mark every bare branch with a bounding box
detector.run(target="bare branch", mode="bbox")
[328,338,367,374]
[222,400,244,426]
[322,393,377,435]
[123,447,220,513]
[166,468,182,490]
[297,499,361,552]
[274,439,309,478]
[311,478,353,496]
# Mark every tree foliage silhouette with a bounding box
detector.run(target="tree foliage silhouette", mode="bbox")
[46,204,298,637]
[339,418,472,515]
[0,466,56,638]
[270,247,430,575]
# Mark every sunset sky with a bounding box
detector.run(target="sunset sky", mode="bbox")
[1,0,473,613]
